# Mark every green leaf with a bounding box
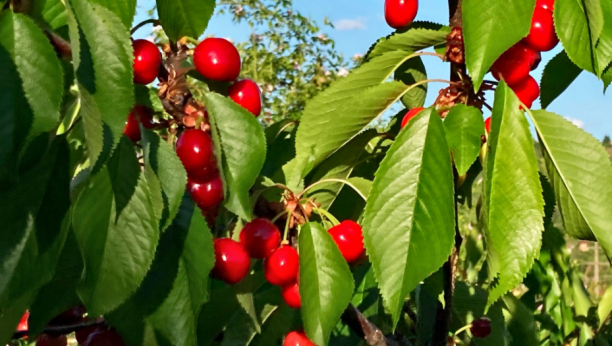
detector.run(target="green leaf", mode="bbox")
[73,137,159,315]
[444,104,485,176]
[0,11,64,177]
[463,0,535,90]
[554,0,607,74]
[483,82,544,306]
[197,284,243,345]
[363,21,450,62]
[65,0,134,166]
[299,222,354,346]
[396,57,428,110]
[254,305,300,346]
[142,130,188,231]
[594,0,612,74]
[346,177,373,201]
[502,295,539,346]
[529,110,612,258]
[89,0,136,29]
[540,51,583,108]
[156,0,215,41]
[204,92,266,221]
[362,109,455,328]
[598,285,612,328]
[306,130,377,210]
[30,0,68,29]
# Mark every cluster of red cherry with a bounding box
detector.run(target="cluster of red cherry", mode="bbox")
[127,37,263,215]
[16,307,125,346]
[491,0,558,108]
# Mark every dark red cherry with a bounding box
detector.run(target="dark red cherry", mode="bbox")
[281,282,301,309]
[264,245,299,286]
[385,0,419,30]
[193,38,241,82]
[188,176,224,211]
[176,129,216,181]
[523,8,559,52]
[76,326,100,345]
[35,334,67,346]
[212,238,251,285]
[284,331,315,346]
[239,218,282,259]
[124,112,141,142]
[531,51,542,71]
[16,311,29,332]
[228,79,262,116]
[510,75,540,109]
[84,329,125,346]
[470,317,492,338]
[536,0,554,12]
[133,39,161,85]
[328,220,366,263]
[485,117,492,134]
[491,42,539,85]
[401,107,424,129]
[48,306,86,326]
[133,105,156,129]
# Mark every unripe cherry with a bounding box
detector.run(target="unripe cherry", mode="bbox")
[133,39,161,85]
[193,38,241,82]
[188,176,224,212]
[176,129,216,181]
[228,79,262,116]
[239,218,282,259]
[35,334,67,346]
[385,0,419,30]
[264,245,299,286]
[281,282,301,309]
[523,8,559,52]
[484,117,492,134]
[328,220,365,263]
[470,317,492,338]
[510,75,540,109]
[536,0,554,12]
[212,238,251,285]
[401,107,424,129]
[491,42,539,85]
[284,331,315,346]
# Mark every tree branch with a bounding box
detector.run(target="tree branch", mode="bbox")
[12,318,105,340]
[341,304,407,346]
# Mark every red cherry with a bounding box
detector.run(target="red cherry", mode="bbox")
[76,326,100,345]
[133,105,156,129]
[193,38,241,82]
[48,306,86,326]
[491,43,539,85]
[16,310,29,332]
[328,220,366,263]
[281,282,301,309]
[470,317,492,338]
[239,218,282,259]
[484,117,492,134]
[284,331,315,346]
[264,245,299,286]
[510,75,540,109]
[536,0,554,12]
[176,129,216,181]
[523,8,559,52]
[401,107,424,129]
[212,238,251,285]
[124,112,141,142]
[385,0,419,30]
[84,329,125,346]
[133,39,161,85]
[531,51,542,71]
[228,79,262,116]
[35,334,67,346]
[188,176,224,211]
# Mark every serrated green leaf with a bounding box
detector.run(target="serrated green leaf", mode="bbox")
[89,0,136,29]
[594,0,612,74]
[362,109,455,328]
[0,11,64,177]
[156,0,215,41]
[529,110,612,258]
[30,0,67,29]
[483,82,544,306]
[364,21,450,62]
[346,177,373,201]
[604,63,612,91]
[306,130,377,210]
[142,130,188,231]
[197,283,243,345]
[73,137,159,316]
[444,104,485,176]
[299,222,354,346]
[66,0,134,166]
[396,57,428,110]
[204,92,266,221]
[502,295,539,346]
[598,285,612,328]
[254,305,300,346]
[463,0,535,90]
[540,51,583,108]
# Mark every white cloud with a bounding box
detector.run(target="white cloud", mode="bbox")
[565,117,585,128]
[334,18,367,31]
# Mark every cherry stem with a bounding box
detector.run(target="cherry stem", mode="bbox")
[270,210,290,224]
[298,178,367,201]
[309,201,340,226]
[130,19,160,35]
[453,323,473,337]
[483,101,493,111]
[282,209,291,243]
[414,51,447,61]
[184,37,200,46]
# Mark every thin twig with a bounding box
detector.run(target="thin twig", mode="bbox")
[131,19,160,35]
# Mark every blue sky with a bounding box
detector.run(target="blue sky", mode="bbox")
[134,0,611,140]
